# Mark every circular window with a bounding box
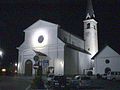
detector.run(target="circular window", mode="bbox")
[105,59,110,64]
[38,35,44,43]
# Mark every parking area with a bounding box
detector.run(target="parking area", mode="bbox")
[45,75,120,90]
[29,74,120,90]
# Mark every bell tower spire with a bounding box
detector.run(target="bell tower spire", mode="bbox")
[86,0,95,19]
[84,0,98,57]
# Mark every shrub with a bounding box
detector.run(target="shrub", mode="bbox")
[96,74,102,79]
[31,76,45,89]
[87,71,93,76]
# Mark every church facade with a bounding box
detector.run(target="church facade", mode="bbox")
[17,0,98,76]
[93,46,120,74]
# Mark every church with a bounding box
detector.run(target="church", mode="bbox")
[17,0,98,76]
[17,0,119,76]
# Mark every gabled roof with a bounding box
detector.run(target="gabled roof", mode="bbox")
[92,45,120,59]
[24,19,58,32]
[58,27,84,40]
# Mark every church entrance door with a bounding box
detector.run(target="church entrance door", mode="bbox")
[25,60,32,76]
[105,67,111,74]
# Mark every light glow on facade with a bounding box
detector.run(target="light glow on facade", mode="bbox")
[17,62,20,73]
[55,59,64,75]
[15,63,17,67]
[32,28,48,49]
[0,50,3,57]
[60,60,64,69]
[15,70,17,73]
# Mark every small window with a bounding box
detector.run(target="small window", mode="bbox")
[105,59,110,64]
[119,72,120,75]
[88,48,90,51]
[115,72,118,75]
[94,25,96,30]
[87,23,90,29]
[111,72,114,75]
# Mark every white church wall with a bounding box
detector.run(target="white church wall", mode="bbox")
[94,57,120,74]
[94,46,120,74]
[18,20,59,50]
[84,19,98,57]
[64,46,92,75]
[70,34,84,49]
[110,57,120,71]
[24,31,31,45]
[44,42,64,75]
[78,52,91,74]
[17,20,65,75]
[58,29,84,49]
[54,42,64,75]
[17,49,36,75]
[17,52,23,74]
[64,46,79,75]
[94,58,104,74]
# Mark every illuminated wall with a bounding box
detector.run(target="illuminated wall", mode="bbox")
[17,19,95,76]
[17,20,65,75]
[64,46,91,75]
[94,46,120,74]
[84,19,98,57]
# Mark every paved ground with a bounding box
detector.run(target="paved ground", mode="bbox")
[1,76,119,90]
[91,79,120,90]
[46,79,120,90]
[0,76,33,90]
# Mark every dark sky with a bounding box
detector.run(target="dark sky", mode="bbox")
[0,0,120,66]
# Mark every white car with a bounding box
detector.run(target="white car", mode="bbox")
[107,71,120,80]
[71,75,91,87]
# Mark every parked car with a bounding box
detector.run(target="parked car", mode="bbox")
[102,74,107,79]
[47,74,54,87]
[107,71,120,80]
[71,75,91,88]
[66,77,72,86]
[52,75,66,88]
[47,74,54,82]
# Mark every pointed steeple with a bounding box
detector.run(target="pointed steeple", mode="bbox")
[86,0,95,19]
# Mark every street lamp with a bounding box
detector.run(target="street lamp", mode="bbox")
[15,63,17,67]
[0,50,3,57]
[14,62,18,74]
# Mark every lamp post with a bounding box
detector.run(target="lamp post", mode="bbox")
[0,50,3,57]
[15,63,17,67]
[14,63,18,74]
[0,50,3,66]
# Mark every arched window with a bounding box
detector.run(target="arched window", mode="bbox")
[88,48,90,51]
[105,67,111,74]
[94,25,96,30]
[87,23,90,29]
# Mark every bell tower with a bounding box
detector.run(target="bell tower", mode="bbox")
[84,0,98,57]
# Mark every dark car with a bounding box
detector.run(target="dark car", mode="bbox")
[47,74,54,87]
[52,75,66,88]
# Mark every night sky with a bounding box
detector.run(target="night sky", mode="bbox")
[0,0,120,67]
